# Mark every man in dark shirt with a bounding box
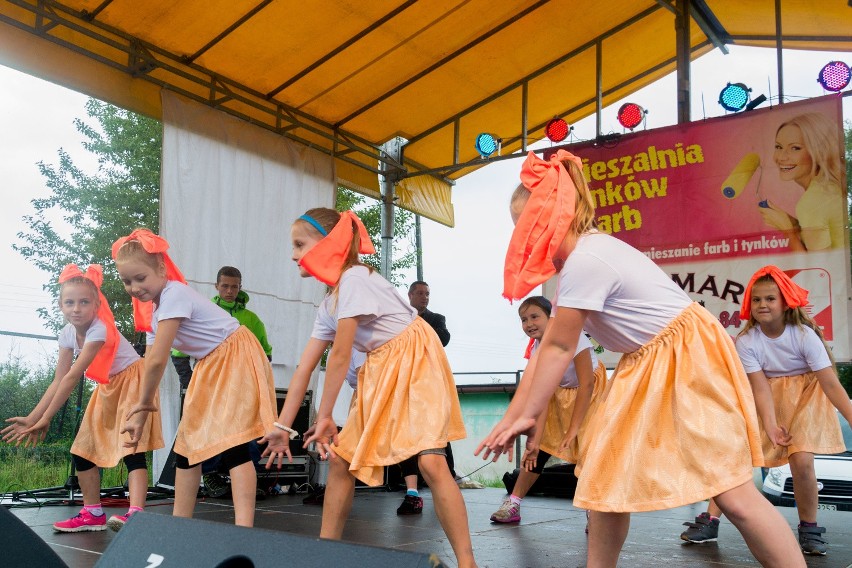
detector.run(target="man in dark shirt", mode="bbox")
[408,280,450,346]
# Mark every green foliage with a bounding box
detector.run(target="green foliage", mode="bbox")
[14,99,161,337]
[0,352,91,444]
[336,187,417,286]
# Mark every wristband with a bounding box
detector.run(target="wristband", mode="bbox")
[273,422,299,440]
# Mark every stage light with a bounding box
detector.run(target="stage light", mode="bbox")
[719,83,751,112]
[544,118,571,142]
[817,61,851,92]
[616,103,646,130]
[474,133,500,158]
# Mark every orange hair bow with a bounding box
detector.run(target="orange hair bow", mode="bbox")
[503,150,582,301]
[739,265,810,320]
[299,211,376,286]
[58,264,117,384]
[111,229,186,332]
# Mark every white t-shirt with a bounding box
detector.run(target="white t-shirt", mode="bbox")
[146,281,239,359]
[311,266,417,352]
[58,319,140,376]
[736,324,832,378]
[556,232,692,353]
[528,332,597,388]
[346,349,367,389]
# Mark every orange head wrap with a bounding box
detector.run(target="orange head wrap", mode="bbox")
[739,265,810,320]
[58,264,117,384]
[298,210,376,286]
[503,150,583,301]
[111,229,187,332]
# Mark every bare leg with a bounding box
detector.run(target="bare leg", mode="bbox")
[417,454,477,568]
[510,470,541,499]
[77,467,102,505]
[706,497,723,518]
[404,474,418,492]
[172,465,201,518]
[127,468,148,509]
[715,480,805,567]
[788,452,817,524]
[587,511,630,568]
[229,460,257,527]
[320,457,356,539]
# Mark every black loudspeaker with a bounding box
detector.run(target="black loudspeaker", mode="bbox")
[95,512,445,567]
[502,463,578,498]
[0,506,68,567]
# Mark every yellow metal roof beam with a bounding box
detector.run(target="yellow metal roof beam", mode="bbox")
[334,0,552,129]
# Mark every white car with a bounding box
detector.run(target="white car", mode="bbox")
[761,407,852,512]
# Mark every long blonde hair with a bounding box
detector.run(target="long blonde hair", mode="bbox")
[775,113,843,188]
[737,274,836,369]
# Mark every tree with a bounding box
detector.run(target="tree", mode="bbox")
[335,188,417,286]
[15,99,161,337]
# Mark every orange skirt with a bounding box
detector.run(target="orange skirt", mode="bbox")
[539,361,608,464]
[335,317,466,486]
[574,302,763,513]
[71,359,164,467]
[761,373,846,467]
[175,326,276,465]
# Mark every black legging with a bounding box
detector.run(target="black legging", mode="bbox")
[73,452,147,473]
[174,442,251,471]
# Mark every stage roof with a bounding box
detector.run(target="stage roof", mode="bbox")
[1,0,850,226]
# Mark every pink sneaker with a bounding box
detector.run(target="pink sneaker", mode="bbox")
[53,508,106,533]
[107,513,129,532]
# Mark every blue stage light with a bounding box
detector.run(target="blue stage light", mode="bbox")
[474,133,500,158]
[719,83,751,112]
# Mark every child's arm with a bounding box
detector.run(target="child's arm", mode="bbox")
[745,370,791,447]
[478,307,586,461]
[521,409,548,472]
[259,336,330,469]
[3,347,74,445]
[814,366,852,427]
[558,348,595,453]
[304,317,357,459]
[121,318,180,448]
[23,341,104,441]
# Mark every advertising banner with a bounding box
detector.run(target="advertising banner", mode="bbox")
[547,96,850,361]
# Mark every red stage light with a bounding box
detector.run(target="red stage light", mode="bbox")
[617,103,645,130]
[817,61,851,92]
[544,118,570,142]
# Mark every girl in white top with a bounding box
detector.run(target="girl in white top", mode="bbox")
[489,295,606,526]
[737,266,850,554]
[260,208,476,568]
[2,264,163,533]
[113,229,275,528]
[478,150,805,568]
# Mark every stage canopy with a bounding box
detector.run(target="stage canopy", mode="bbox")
[1,0,850,226]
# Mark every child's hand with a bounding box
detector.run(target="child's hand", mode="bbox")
[17,417,51,447]
[121,405,154,449]
[476,417,536,462]
[558,429,578,454]
[258,429,293,469]
[304,417,339,460]
[2,416,35,444]
[521,444,539,472]
[767,425,792,447]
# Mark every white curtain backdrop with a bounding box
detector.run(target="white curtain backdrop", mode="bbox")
[154,90,334,481]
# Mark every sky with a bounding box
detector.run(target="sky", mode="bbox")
[0,45,850,380]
